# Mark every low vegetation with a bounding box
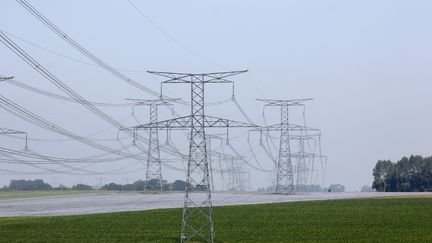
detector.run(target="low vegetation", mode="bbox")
[1,198,431,242]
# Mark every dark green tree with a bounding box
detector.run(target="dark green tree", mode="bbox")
[372,160,393,192]
[372,155,432,192]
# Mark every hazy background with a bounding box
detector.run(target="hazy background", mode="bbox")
[1,0,431,191]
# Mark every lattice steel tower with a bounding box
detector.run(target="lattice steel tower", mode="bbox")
[296,127,307,186]
[132,70,256,242]
[225,155,250,192]
[257,98,314,194]
[128,98,176,193]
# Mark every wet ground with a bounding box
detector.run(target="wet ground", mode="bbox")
[1,191,431,217]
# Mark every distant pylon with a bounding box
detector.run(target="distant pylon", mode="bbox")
[225,156,250,192]
[128,98,177,194]
[256,98,315,194]
[296,128,307,186]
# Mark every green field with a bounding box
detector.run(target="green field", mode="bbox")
[1,198,431,242]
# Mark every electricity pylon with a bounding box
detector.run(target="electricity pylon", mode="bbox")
[127,98,177,194]
[225,155,250,192]
[297,128,306,186]
[255,98,317,194]
[205,134,230,192]
[132,70,257,243]
[205,134,223,192]
[288,133,321,188]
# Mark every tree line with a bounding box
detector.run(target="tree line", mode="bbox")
[372,155,432,192]
[0,179,187,192]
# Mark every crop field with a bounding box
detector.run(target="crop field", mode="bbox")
[1,198,432,242]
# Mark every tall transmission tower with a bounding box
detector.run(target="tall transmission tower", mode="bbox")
[127,98,177,193]
[256,98,317,194]
[132,70,257,243]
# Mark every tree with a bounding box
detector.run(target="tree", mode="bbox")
[171,180,187,191]
[372,160,393,192]
[6,179,52,191]
[72,184,93,190]
[101,183,123,190]
[372,155,432,192]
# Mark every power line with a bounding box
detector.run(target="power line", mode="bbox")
[0,31,187,158]
[2,30,149,73]
[13,1,238,107]
[126,0,230,70]
[0,93,145,160]
[4,78,133,107]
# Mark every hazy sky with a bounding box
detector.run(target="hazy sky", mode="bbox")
[1,0,431,191]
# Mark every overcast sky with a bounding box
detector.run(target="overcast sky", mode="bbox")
[1,0,431,191]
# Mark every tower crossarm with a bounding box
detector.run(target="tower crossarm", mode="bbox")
[204,116,258,128]
[289,134,321,140]
[125,98,180,106]
[0,127,28,149]
[0,127,26,135]
[257,98,313,106]
[250,123,319,132]
[289,152,322,158]
[148,70,248,84]
[132,116,192,130]
[131,115,258,130]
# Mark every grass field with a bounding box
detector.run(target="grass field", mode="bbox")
[1,198,431,242]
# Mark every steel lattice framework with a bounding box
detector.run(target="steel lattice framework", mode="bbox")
[256,98,316,194]
[127,98,177,193]
[132,70,257,243]
[224,155,250,192]
[296,129,307,186]
[288,133,322,186]
[205,134,221,192]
